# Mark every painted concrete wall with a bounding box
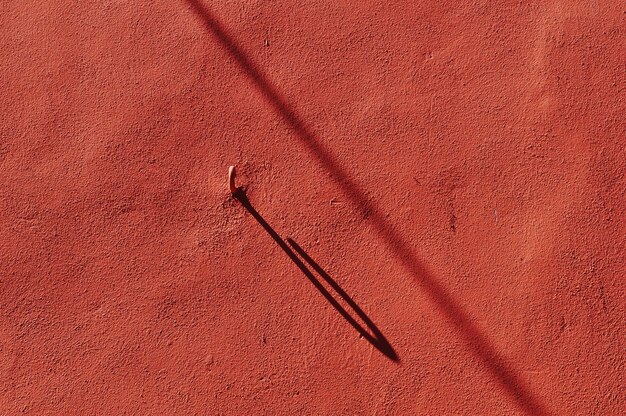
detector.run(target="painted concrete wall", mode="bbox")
[1,1,624,414]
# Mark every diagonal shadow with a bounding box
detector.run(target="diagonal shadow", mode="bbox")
[185,1,550,414]
[286,238,398,361]
[233,189,398,361]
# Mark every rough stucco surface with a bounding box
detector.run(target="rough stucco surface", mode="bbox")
[0,1,624,415]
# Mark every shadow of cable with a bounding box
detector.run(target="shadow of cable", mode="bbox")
[185,1,550,414]
[233,189,398,361]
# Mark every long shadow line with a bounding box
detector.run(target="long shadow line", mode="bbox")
[185,1,549,414]
[234,189,398,361]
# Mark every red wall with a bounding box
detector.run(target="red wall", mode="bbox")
[1,1,624,414]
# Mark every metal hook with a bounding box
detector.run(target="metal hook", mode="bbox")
[228,166,238,194]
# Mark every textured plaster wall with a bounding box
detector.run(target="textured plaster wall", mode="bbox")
[0,1,624,415]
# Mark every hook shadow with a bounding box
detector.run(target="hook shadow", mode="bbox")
[233,189,398,361]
